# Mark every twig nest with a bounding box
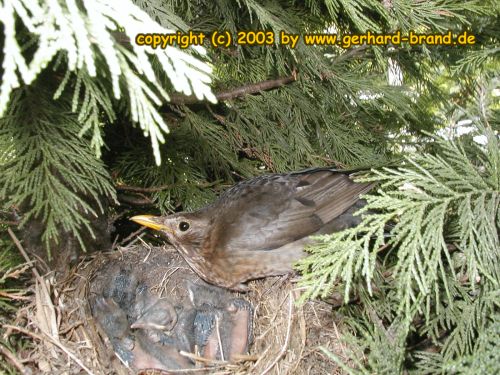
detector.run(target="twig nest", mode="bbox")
[89,244,253,372]
[21,244,344,374]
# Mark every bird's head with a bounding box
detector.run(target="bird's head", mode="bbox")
[130,213,207,254]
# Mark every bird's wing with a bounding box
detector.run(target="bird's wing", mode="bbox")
[207,170,374,253]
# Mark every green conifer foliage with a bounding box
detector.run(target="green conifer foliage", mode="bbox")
[0,0,498,371]
[0,82,116,255]
[297,124,499,372]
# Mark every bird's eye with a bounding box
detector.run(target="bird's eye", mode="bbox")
[179,221,190,231]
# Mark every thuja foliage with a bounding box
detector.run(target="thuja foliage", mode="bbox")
[0,82,117,252]
[112,0,491,214]
[0,0,498,371]
[297,123,499,372]
[0,0,217,253]
[1,0,493,248]
[0,0,216,164]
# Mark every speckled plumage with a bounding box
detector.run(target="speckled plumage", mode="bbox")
[132,168,373,291]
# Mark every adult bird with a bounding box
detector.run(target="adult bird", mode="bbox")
[131,167,373,292]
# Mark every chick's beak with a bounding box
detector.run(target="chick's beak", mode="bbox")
[130,215,172,233]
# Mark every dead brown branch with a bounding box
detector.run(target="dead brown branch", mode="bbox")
[3,325,94,375]
[169,75,297,105]
[116,194,154,206]
[0,342,28,374]
[116,179,220,193]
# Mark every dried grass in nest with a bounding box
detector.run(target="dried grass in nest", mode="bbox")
[4,240,348,374]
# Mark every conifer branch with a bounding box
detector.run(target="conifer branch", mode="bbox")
[168,75,297,105]
[117,194,154,206]
[297,123,499,373]
[115,180,221,193]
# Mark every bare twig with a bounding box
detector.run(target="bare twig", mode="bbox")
[0,291,30,301]
[116,180,221,193]
[124,232,146,248]
[205,104,226,125]
[3,325,95,375]
[118,227,146,247]
[215,315,225,362]
[179,350,226,365]
[332,321,347,358]
[230,353,259,362]
[116,184,175,193]
[253,346,271,369]
[0,342,28,374]
[7,228,43,282]
[109,210,129,223]
[0,220,19,226]
[59,321,84,335]
[117,194,153,206]
[169,75,297,105]
[255,290,292,341]
[110,234,119,251]
[311,154,346,168]
[290,290,307,374]
[8,228,59,349]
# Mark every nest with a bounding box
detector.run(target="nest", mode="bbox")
[5,243,348,374]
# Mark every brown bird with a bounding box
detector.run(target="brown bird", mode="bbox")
[131,168,373,291]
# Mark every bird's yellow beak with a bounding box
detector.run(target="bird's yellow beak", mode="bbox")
[130,215,172,233]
